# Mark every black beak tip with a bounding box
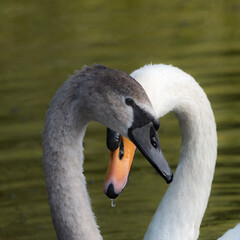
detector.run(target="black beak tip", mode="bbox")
[165,172,174,184]
[157,169,174,184]
[105,183,119,199]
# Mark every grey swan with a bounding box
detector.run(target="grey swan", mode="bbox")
[42,64,173,240]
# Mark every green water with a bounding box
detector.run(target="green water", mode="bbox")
[0,0,240,239]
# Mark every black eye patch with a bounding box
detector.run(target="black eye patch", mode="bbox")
[130,104,159,130]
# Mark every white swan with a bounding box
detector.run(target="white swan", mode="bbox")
[105,64,240,240]
[42,64,173,240]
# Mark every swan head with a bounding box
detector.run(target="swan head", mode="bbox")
[75,65,173,194]
[79,66,174,198]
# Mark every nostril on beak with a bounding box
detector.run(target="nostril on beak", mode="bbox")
[106,183,119,199]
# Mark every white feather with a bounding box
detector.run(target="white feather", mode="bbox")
[131,64,238,240]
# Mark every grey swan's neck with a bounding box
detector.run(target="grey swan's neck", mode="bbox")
[131,64,217,240]
[42,72,102,240]
[42,64,160,240]
[43,124,99,240]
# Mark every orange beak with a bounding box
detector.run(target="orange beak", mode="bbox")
[104,136,136,199]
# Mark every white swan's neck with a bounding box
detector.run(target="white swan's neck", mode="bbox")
[43,80,102,240]
[131,64,217,240]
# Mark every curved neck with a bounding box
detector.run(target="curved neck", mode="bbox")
[42,81,102,240]
[134,65,217,240]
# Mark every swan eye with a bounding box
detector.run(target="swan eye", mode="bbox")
[125,98,134,106]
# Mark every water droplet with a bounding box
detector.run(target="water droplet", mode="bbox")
[111,199,116,207]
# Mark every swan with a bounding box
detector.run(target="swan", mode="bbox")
[104,64,240,240]
[42,64,173,240]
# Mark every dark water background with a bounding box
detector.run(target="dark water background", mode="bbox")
[0,0,240,239]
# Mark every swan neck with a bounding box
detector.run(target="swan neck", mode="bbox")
[145,76,217,240]
[42,83,102,240]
